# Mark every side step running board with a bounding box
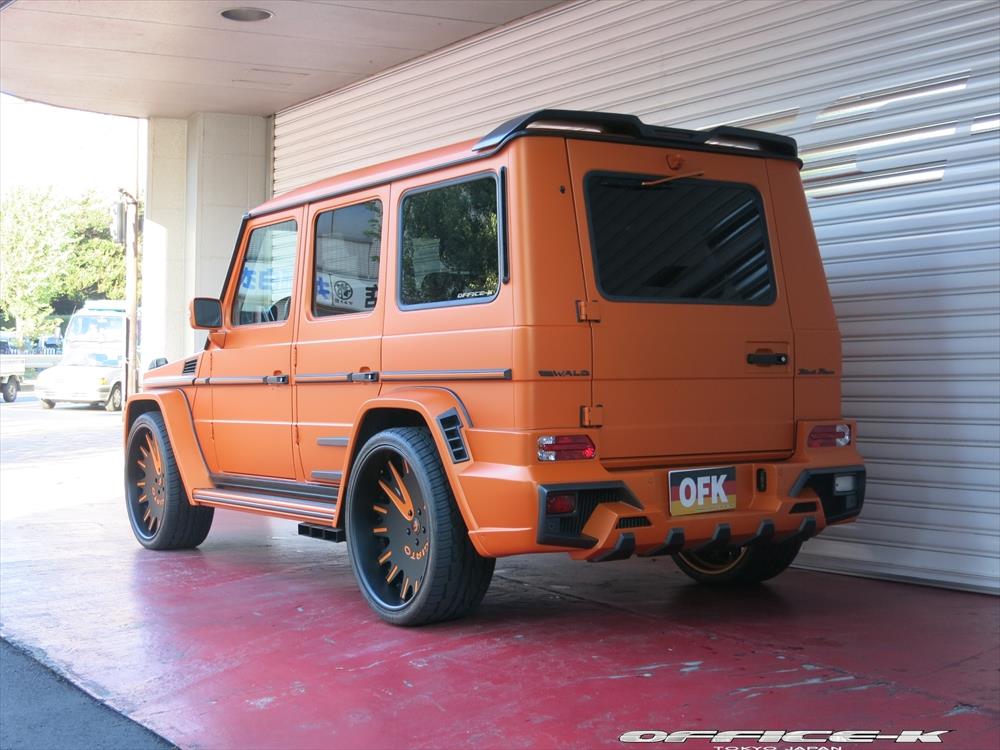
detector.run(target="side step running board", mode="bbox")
[192,488,336,522]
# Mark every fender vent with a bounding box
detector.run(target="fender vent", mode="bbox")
[182,357,198,375]
[617,516,651,529]
[437,409,469,463]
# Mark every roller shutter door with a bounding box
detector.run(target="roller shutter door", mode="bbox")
[273,0,1000,593]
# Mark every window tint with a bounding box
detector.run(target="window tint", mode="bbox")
[586,174,775,304]
[313,200,382,316]
[232,219,298,325]
[400,176,499,307]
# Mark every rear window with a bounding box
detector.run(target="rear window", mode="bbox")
[585,173,776,305]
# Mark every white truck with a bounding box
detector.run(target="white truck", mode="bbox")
[0,353,25,402]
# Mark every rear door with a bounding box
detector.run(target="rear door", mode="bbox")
[566,140,794,461]
[294,190,388,486]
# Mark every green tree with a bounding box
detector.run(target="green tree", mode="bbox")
[0,188,68,343]
[55,192,126,307]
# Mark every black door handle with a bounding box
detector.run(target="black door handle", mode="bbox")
[747,352,788,366]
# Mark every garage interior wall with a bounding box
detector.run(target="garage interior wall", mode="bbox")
[273,0,1000,593]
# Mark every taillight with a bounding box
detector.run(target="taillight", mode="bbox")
[537,435,596,461]
[807,423,851,448]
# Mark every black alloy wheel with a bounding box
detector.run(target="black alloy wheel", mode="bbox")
[124,412,213,550]
[346,427,494,626]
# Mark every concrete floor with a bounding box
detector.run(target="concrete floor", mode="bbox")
[0,399,997,750]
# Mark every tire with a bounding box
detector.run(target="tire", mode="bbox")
[40,399,55,410]
[124,411,214,550]
[105,383,123,412]
[345,427,494,626]
[673,539,802,586]
[2,377,17,402]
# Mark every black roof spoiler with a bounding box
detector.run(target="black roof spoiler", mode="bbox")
[472,109,798,160]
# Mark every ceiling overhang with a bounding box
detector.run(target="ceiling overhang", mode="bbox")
[0,0,563,119]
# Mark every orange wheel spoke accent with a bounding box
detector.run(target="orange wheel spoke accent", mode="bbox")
[413,579,420,595]
[387,461,415,517]
[145,434,162,474]
[378,477,413,520]
[401,576,411,600]
[372,504,388,515]
[386,564,400,584]
[377,549,392,564]
[130,427,168,540]
[372,527,388,535]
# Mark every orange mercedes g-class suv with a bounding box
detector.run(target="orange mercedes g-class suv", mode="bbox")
[126,110,865,625]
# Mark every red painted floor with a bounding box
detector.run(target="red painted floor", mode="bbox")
[1,406,998,750]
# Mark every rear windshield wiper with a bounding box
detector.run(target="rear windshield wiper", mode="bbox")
[640,171,704,187]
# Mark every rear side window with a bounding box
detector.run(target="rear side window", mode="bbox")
[313,200,382,317]
[399,175,499,307]
[232,219,298,325]
[585,173,776,305]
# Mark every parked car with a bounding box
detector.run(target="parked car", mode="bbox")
[0,353,25,402]
[35,349,124,410]
[35,302,126,411]
[43,334,63,353]
[126,109,865,625]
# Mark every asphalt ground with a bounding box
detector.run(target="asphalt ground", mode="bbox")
[0,639,173,750]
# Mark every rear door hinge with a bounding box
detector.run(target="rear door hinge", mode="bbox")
[580,404,604,427]
[576,299,601,322]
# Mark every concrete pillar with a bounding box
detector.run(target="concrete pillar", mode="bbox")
[142,112,269,362]
[142,118,188,366]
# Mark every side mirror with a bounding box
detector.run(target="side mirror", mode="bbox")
[189,298,223,330]
[149,357,168,370]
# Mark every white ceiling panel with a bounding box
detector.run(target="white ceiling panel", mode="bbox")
[0,0,563,117]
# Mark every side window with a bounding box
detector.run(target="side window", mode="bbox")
[400,176,498,307]
[232,219,298,326]
[313,200,382,316]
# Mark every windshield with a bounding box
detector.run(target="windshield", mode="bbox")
[60,350,123,368]
[65,313,125,344]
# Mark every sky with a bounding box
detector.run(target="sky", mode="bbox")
[0,93,144,204]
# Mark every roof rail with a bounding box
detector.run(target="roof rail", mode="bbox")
[472,109,798,159]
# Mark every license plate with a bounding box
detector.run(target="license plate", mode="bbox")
[668,466,737,516]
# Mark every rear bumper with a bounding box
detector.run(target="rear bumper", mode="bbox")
[458,420,865,560]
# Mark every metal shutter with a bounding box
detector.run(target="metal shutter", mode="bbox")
[273,0,1000,593]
